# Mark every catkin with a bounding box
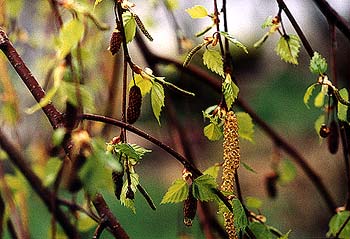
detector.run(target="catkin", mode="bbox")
[221,111,240,239]
[127,85,142,124]
[109,26,122,55]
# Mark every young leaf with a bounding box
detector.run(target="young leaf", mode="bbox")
[94,0,104,8]
[203,49,224,77]
[236,112,254,142]
[245,196,263,209]
[204,122,223,141]
[120,173,139,213]
[314,114,325,138]
[249,222,275,238]
[164,0,179,11]
[254,32,270,49]
[129,74,153,96]
[337,88,348,121]
[203,164,220,179]
[279,230,292,239]
[114,143,141,160]
[185,5,209,19]
[327,211,350,238]
[303,83,317,108]
[192,174,219,202]
[242,162,257,174]
[278,159,297,184]
[161,179,189,204]
[220,32,248,54]
[275,34,301,65]
[222,74,239,110]
[57,19,85,60]
[151,82,165,125]
[314,90,325,108]
[261,16,273,29]
[309,52,328,75]
[232,199,249,233]
[123,11,136,43]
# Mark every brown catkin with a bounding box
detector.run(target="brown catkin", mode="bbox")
[183,188,197,227]
[127,85,142,124]
[221,111,240,239]
[112,171,124,200]
[109,26,122,55]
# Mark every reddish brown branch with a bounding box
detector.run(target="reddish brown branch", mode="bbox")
[0,28,64,128]
[312,0,350,42]
[92,193,129,239]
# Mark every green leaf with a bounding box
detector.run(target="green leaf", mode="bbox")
[242,162,257,174]
[129,74,153,96]
[43,157,62,187]
[203,164,220,179]
[254,32,270,49]
[236,112,254,142]
[232,199,249,233]
[314,90,325,108]
[185,5,209,18]
[338,88,348,121]
[279,230,292,239]
[315,114,325,138]
[261,16,273,29]
[115,143,140,160]
[6,0,24,19]
[123,11,137,43]
[204,122,223,141]
[151,82,165,125]
[220,32,248,54]
[278,159,297,184]
[192,174,219,202]
[246,196,263,209]
[309,52,328,75]
[327,211,350,238]
[203,49,224,77]
[164,0,179,10]
[78,212,96,232]
[161,179,189,204]
[275,34,301,65]
[52,128,66,146]
[57,19,85,60]
[120,172,139,213]
[249,222,275,239]
[222,74,239,110]
[303,83,317,108]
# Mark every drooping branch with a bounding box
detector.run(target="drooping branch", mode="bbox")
[92,193,129,239]
[134,34,337,212]
[0,128,79,238]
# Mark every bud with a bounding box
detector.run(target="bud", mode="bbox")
[127,85,142,124]
[109,26,122,55]
[112,170,124,200]
[183,189,197,227]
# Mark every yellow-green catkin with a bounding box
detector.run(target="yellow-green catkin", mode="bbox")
[221,111,240,239]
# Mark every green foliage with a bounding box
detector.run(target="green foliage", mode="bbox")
[185,5,209,18]
[203,49,225,77]
[275,34,301,65]
[129,74,153,96]
[93,0,104,9]
[203,164,220,179]
[222,74,239,110]
[261,16,273,29]
[309,52,328,75]
[192,174,219,202]
[236,112,255,142]
[246,196,263,209]
[151,81,165,125]
[164,0,179,10]
[337,88,348,121]
[232,199,249,233]
[123,11,137,43]
[327,211,350,238]
[314,90,326,108]
[220,31,248,54]
[254,32,270,49]
[79,138,114,195]
[43,157,62,186]
[248,222,275,239]
[303,83,317,108]
[57,18,85,60]
[204,122,223,141]
[161,179,189,204]
[120,172,140,213]
[278,159,297,184]
[6,0,24,18]
[314,114,325,137]
[242,162,258,174]
[52,128,66,147]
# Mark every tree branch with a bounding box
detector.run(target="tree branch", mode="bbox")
[0,128,79,238]
[92,193,129,239]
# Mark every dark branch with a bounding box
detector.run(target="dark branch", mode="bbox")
[92,193,129,239]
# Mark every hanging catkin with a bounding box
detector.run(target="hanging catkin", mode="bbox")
[221,111,240,239]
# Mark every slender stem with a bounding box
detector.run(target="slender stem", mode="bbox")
[276,0,314,58]
[213,0,225,58]
[92,193,129,239]
[329,22,337,86]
